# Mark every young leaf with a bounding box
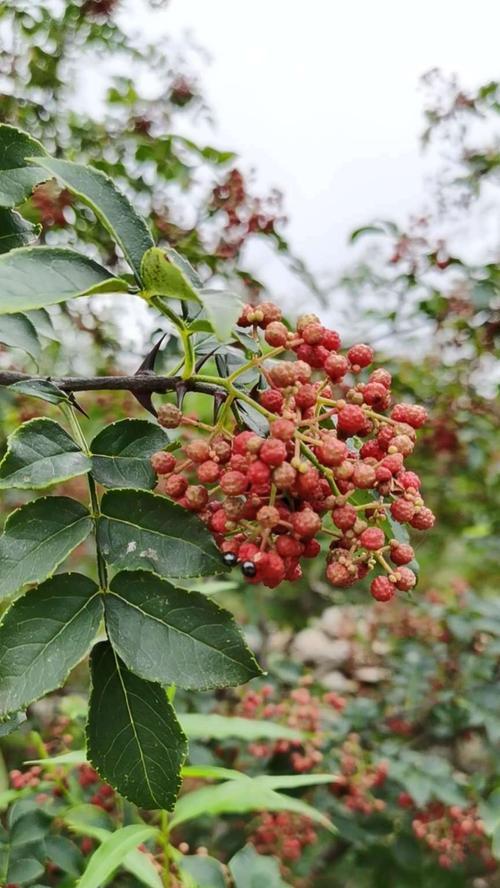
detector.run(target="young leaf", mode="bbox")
[0,573,102,716]
[180,855,227,888]
[199,288,243,342]
[170,777,334,830]
[30,156,155,284]
[0,246,128,315]
[229,845,291,888]
[178,713,303,743]
[8,378,71,405]
[0,209,40,253]
[0,312,41,362]
[0,711,26,738]
[0,418,91,489]
[87,642,187,810]
[90,419,169,490]
[0,124,48,207]
[76,824,157,888]
[141,246,201,302]
[97,489,226,579]
[105,570,261,689]
[63,805,162,888]
[0,496,92,600]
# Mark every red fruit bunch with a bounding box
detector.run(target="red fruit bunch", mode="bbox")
[411,802,496,872]
[231,678,344,773]
[329,733,388,815]
[250,811,317,863]
[152,302,434,599]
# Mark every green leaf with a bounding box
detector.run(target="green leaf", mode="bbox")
[0,312,40,361]
[30,156,154,284]
[229,845,291,888]
[87,642,187,810]
[170,777,333,830]
[97,489,225,579]
[198,288,243,342]
[181,764,243,782]
[44,836,83,877]
[90,419,169,490]
[0,711,26,737]
[141,246,201,302]
[105,570,261,689]
[0,496,92,600]
[0,418,91,489]
[25,308,56,341]
[7,855,45,886]
[180,855,227,888]
[8,379,71,405]
[0,573,102,716]
[0,209,40,253]
[0,246,128,315]
[76,824,157,888]
[63,804,163,888]
[179,713,303,743]
[0,124,48,207]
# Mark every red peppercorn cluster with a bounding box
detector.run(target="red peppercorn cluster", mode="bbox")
[250,811,317,862]
[330,733,388,815]
[9,765,42,790]
[233,680,345,773]
[411,802,496,871]
[153,303,434,599]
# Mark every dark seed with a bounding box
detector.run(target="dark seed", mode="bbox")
[242,560,257,578]
[223,552,238,567]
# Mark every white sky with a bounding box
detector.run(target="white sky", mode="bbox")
[119,0,500,296]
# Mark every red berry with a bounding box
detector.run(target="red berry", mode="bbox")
[394,566,417,591]
[257,505,281,528]
[309,345,329,368]
[211,436,232,462]
[370,576,396,602]
[352,462,376,489]
[210,509,228,533]
[291,509,321,539]
[362,382,388,407]
[270,418,295,441]
[272,462,297,489]
[157,403,182,428]
[184,485,209,511]
[316,436,347,466]
[303,538,321,557]
[220,470,248,495]
[197,460,221,483]
[233,431,256,455]
[247,460,271,486]
[260,438,287,466]
[259,388,284,413]
[293,360,313,383]
[397,470,421,490]
[269,362,296,388]
[301,323,324,345]
[390,498,415,523]
[151,451,176,474]
[276,535,304,558]
[238,541,259,562]
[332,504,357,530]
[258,551,286,588]
[296,313,320,332]
[324,352,349,381]
[391,403,428,428]
[410,507,435,530]
[322,329,341,350]
[185,439,211,463]
[369,368,392,388]
[347,343,374,369]
[337,405,366,435]
[159,473,188,499]
[259,301,282,327]
[327,562,354,587]
[359,527,385,550]
[294,383,317,410]
[265,321,289,346]
[390,542,415,565]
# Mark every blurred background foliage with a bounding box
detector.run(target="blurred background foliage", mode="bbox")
[0,2,499,886]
